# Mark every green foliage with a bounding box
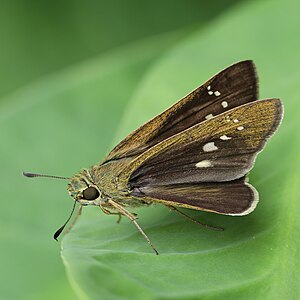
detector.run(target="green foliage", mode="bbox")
[0,33,183,300]
[0,0,237,98]
[1,0,300,299]
[2,1,236,299]
[62,0,300,299]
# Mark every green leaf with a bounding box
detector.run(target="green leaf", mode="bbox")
[62,0,300,299]
[0,0,240,97]
[0,33,180,300]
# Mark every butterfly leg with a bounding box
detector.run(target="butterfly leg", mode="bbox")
[100,201,139,224]
[115,212,138,224]
[99,202,123,223]
[64,204,83,235]
[167,205,224,231]
[107,199,159,255]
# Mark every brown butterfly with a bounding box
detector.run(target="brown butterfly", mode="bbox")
[24,60,283,255]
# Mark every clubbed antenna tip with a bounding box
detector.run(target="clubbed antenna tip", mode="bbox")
[23,171,71,180]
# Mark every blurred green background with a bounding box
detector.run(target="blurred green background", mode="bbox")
[1,0,300,299]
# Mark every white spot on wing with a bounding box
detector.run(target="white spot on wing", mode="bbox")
[203,142,218,152]
[207,86,221,97]
[221,101,228,108]
[195,160,212,168]
[205,114,214,120]
[237,126,244,131]
[220,135,231,140]
[233,119,239,123]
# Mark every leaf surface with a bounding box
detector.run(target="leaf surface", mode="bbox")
[61,0,300,299]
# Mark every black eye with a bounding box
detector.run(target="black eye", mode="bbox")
[82,187,99,200]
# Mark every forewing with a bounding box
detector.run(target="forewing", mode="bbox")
[117,98,282,188]
[131,177,258,215]
[104,60,258,162]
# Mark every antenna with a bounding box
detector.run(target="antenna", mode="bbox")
[23,172,71,180]
[53,201,77,240]
[23,171,76,240]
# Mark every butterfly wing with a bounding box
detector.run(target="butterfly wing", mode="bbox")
[117,98,283,215]
[131,177,258,216]
[104,60,258,162]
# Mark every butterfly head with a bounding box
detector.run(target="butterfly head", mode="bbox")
[67,169,101,206]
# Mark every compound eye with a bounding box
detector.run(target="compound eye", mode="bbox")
[82,186,100,200]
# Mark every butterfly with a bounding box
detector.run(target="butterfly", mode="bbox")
[24,60,283,255]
